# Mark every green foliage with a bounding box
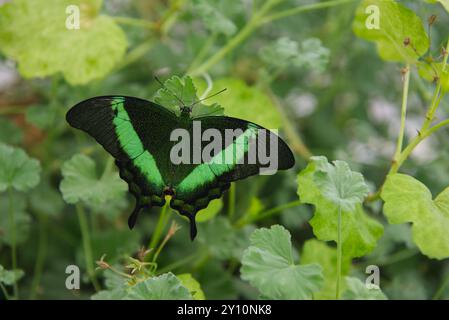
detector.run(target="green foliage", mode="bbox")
[1,0,449,301]
[194,77,282,128]
[125,273,192,300]
[192,0,239,36]
[0,265,24,286]
[0,144,41,192]
[298,156,383,258]
[381,173,449,259]
[301,239,351,300]
[154,75,224,116]
[241,225,324,299]
[343,277,387,300]
[0,0,127,85]
[177,273,206,300]
[260,37,330,72]
[353,0,429,63]
[59,154,127,207]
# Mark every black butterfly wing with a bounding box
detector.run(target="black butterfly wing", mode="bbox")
[170,116,295,238]
[66,96,179,228]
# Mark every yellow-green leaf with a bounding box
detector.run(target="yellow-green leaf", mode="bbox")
[353,0,429,63]
[381,173,449,259]
[0,0,127,85]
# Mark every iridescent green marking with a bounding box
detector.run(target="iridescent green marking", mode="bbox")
[111,97,165,189]
[177,124,258,192]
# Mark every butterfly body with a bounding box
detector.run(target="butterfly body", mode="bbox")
[66,95,294,239]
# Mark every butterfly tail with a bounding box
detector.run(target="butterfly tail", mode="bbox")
[128,205,142,229]
[187,214,198,241]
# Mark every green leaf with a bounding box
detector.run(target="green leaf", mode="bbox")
[0,193,31,246]
[154,75,224,117]
[0,0,127,85]
[177,273,206,300]
[0,265,24,286]
[343,277,387,300]
[198,216,251,260]
[313,159,369,211]
[0,117,23,145]
[353,0,429,63]
[193,77,282,128]
[240,225,324,299]
[29,178,65,217]
[196,198,222,223]
[0,143,41,192]
[297,156,383,258]
[301,239,351,300]
[192,0,238,36]
[381,173,449,259]
[260,37,330,72]
[59,154,127,207]
[125,273,192,300]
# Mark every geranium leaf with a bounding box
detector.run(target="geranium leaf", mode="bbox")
[301,239,351,300]
[0,143,41,192]
[240,225,323,300]
[0,0,127,85]
[125,273,192,300]
[381,173,449,259]
[177,273,206,300]
[59,154,127,207]
[297,156,383,258]
[0,265,24,286]
[353,0,429,63]
[343,277,387,300]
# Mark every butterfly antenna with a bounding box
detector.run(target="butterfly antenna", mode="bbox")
[154,76,186,106]
[190,88,227,109]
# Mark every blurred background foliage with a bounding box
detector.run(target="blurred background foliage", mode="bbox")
[0,0,449,300]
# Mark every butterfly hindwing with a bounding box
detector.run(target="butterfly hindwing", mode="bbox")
[169,116,295,237]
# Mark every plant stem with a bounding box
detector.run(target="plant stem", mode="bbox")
[228,183,236,220]
[433,273,449,300]
[148,203,170,250]
[336,205,342,300]
[0,283,10,300]
[29,214,48,300]
[235,199,302,227]
[7,189,18,299]
[187,33,217,74]
[156,251,201,274]
[76,204,100,291]
[393,65,410,163]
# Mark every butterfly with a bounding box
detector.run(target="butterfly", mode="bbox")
[66,91,295,240]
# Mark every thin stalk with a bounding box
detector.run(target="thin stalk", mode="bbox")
[235,199,302,227]
[76,204,100,291]
[156,251,202,275]
[433,273,449,300]
[0,283,10,300]
[228,183,236,220]
[148,203,170,250]
[7,189,18,299]
[29,214,48,300]
[336,206,342,300]
[393,65,410,163]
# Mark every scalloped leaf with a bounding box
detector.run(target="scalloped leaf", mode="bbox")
[353,0,429,63]
[0,0,127,85]
[297,156,383,258]
[240,225,323,300]
[381,173,449,259]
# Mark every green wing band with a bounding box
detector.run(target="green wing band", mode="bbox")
[111,97,165,190]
